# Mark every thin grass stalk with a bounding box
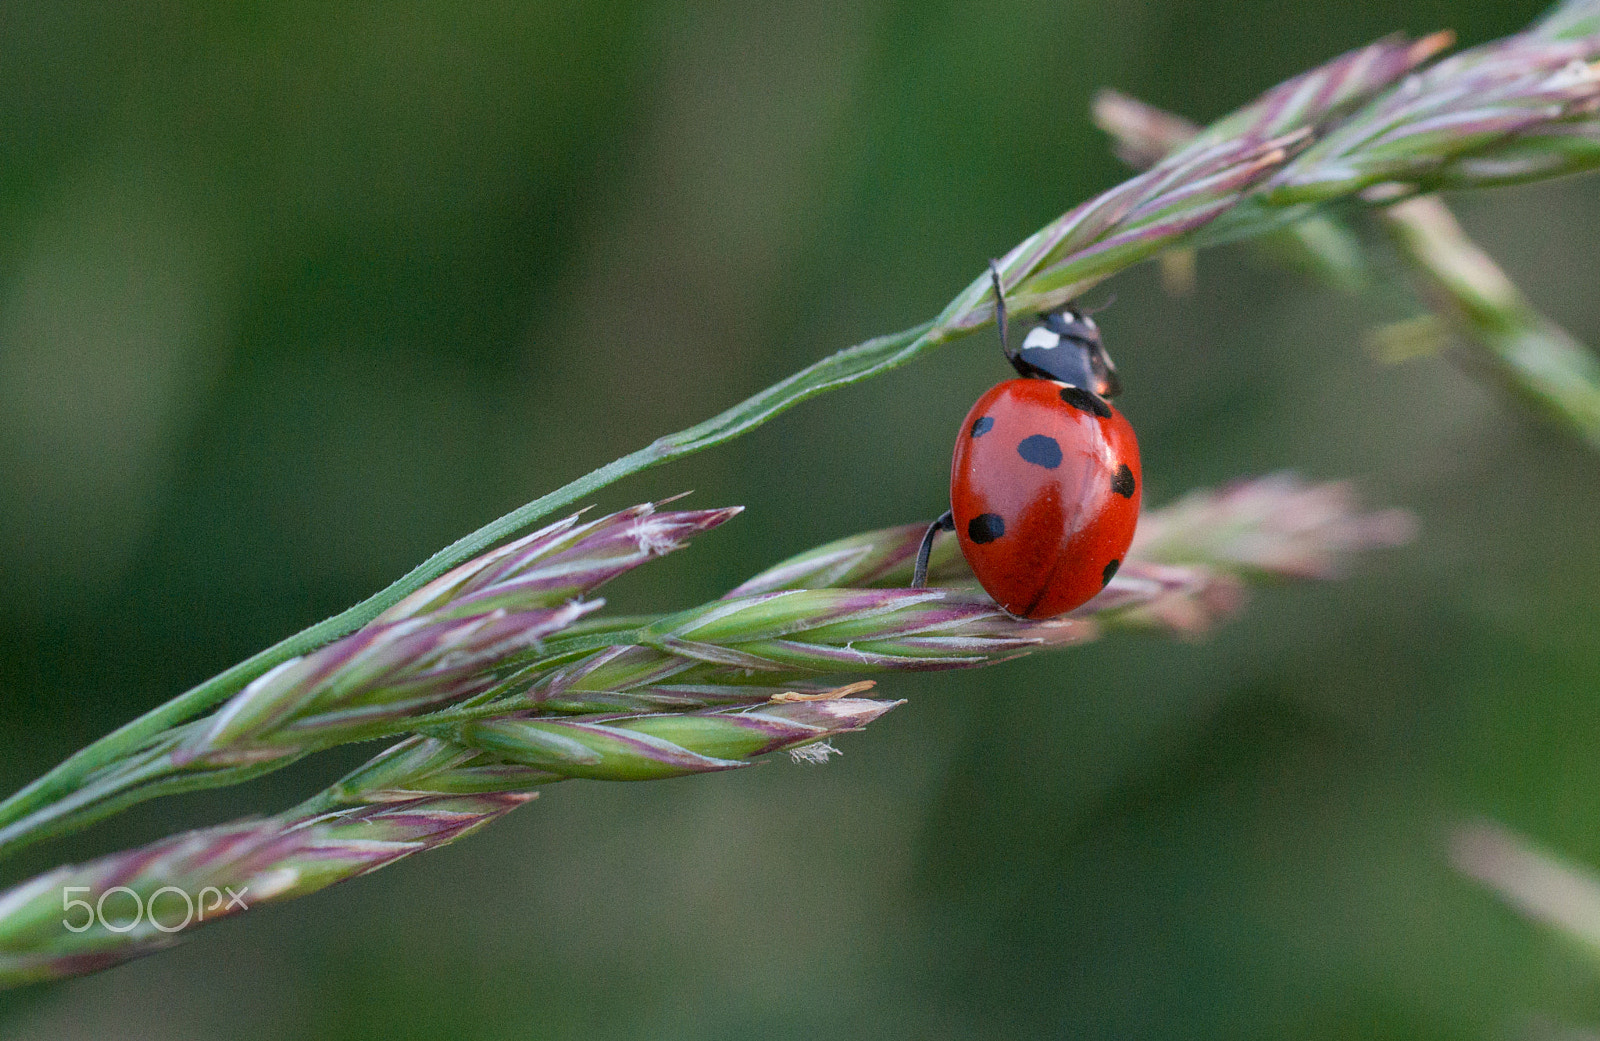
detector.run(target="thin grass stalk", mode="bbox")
[0,506,742,859]
[0,476,1413,985]
[1379,195,1600,448]
[17,12,1575,821]
[1092,89,1376,291]
[1451,821,1600,960]
[1201,7,1600,243]
[1092,42,1600,451]
[13,2,1595,998]
[0,476,1412,860]
[5,12,1577,973]
[0,697,897,988]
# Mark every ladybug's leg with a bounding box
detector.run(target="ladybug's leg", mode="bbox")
[988,259,1010,356]
[911,510,955,588]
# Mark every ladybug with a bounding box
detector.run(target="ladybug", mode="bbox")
[912,265,1141,618]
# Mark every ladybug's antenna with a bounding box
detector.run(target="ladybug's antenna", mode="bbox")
[988,259,1009,356]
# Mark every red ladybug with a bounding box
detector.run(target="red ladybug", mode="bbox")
[912,266,1141,618]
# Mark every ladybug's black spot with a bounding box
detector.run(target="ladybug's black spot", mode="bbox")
[1016,434,1062,469]
[968,513,1006,544]
[970,416,994,438]
[1102,558,1121,587]
[1111,463,1135,498]
[1060,386,1113,419]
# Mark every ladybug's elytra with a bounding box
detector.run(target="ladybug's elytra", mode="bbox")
[911,265,1141,619]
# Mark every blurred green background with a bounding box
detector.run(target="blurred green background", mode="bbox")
[3,0,1600,1037]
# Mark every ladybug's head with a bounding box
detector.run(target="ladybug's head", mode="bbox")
[1005,307,1122,398]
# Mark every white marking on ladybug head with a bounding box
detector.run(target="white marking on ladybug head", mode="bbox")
[1021,326,1063,352]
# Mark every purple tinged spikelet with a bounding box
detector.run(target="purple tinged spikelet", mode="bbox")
[0,792,531,986]
[0,697,899,984]
[187,503,743,758]
[1129,473,1416,581]
[454,698,902,781]
[991,132,1299,315]
[719,474,1409,641]
[379,504,744,622]
[1265,28,1600,201]
[0,471,1415,985]
[726,522,966,596]
[968,32,1456,321]
[184,602,599,757]
[0,500,744,868]
[1185,34,1451,154]
[1097,27,1600,237]
[523,588,1088,711]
